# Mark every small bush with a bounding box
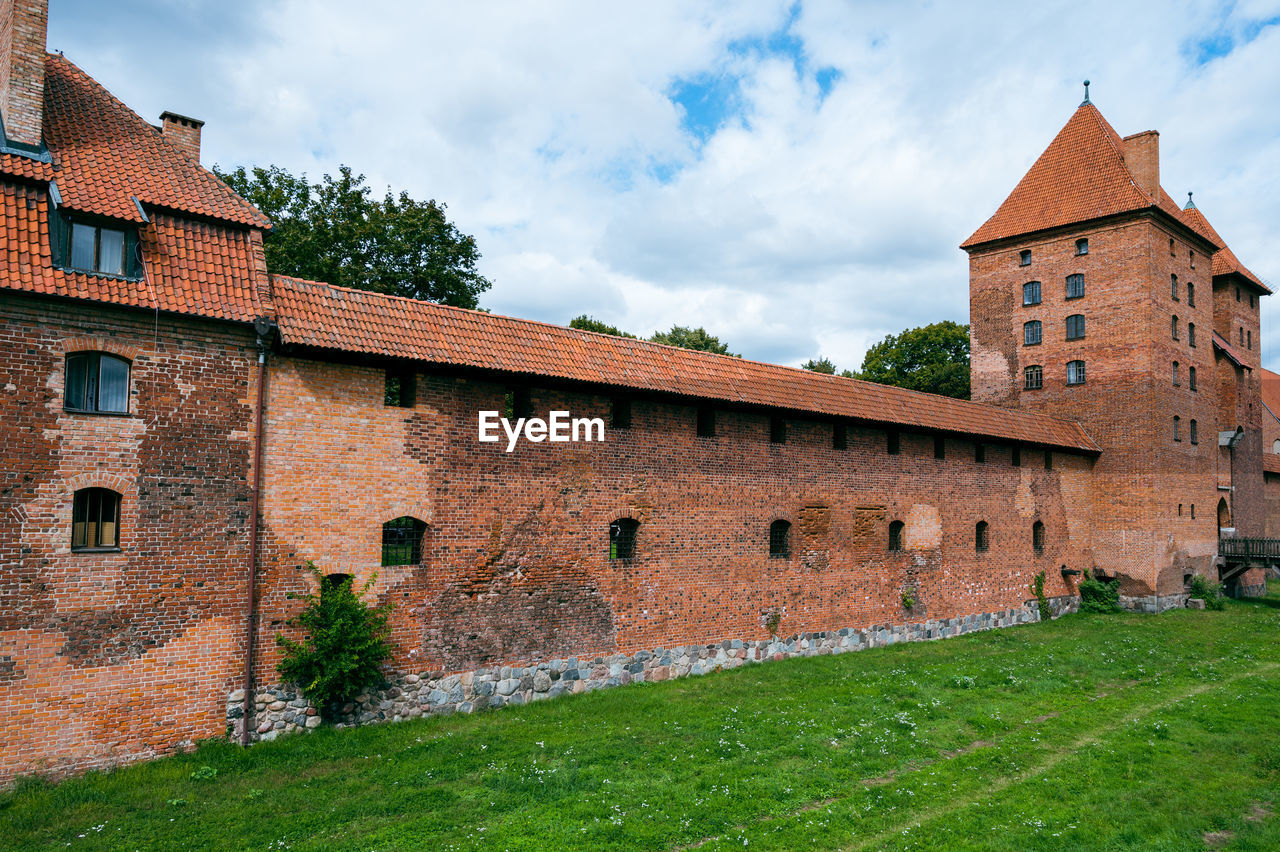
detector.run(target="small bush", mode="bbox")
[189,765,216,781]
[901,589,916,611]
[1187,575,1225,611]
[1031,571,1051,621]
[1078,570,1121,613]
[276,565,393,719]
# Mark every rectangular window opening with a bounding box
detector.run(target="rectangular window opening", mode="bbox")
[385,370,416,408]
[832,422,847,450]
[1045,450,1053,470]
[887,430,900,455]
[770,416,786,444]
[1011,446,1021,467]
[611,398,631,429]
[934,435,945,460]
[504,386,532,420]
[696,407,716,438]
[975,443,986,464]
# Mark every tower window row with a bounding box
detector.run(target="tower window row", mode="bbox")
[1022,274,1085,306]
[1025,361,1085,389]
[1018,239,1087,267]
[1023,316,1085,345]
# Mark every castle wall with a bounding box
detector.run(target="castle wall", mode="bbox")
[249,356,1096,702]
[0,293,258,784]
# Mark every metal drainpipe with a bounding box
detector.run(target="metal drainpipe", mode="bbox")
[241,321,273,746]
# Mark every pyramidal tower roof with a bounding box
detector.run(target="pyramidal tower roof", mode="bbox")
[1178,198,1271,293]
[962,102,1195,249]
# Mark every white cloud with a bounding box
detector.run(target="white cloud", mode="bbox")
[49,0,1280,372]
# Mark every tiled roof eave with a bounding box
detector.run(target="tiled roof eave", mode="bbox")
[1213,268,1272,296]
[961,204,1220,254]
[0,283,259,328]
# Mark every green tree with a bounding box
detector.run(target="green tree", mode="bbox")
[215,164,491,308]
[276,566,393,719]
[802,357,837,374]
[649,325,739,357]
[856,321,970,398]
[569,315,638,338]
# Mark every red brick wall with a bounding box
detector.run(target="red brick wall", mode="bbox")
[0,293,257,783]
[255,355,1096,680]
[969,219,1222,594]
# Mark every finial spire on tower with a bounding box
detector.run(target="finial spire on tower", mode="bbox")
[1081,80,1091,106]
[1185,191,1196,210]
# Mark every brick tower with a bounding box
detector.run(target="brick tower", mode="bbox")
[963,92,1270,605]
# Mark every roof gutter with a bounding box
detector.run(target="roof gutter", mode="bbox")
[241,316,276,747]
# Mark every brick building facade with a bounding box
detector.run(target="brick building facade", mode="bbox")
[0,1,1271,782]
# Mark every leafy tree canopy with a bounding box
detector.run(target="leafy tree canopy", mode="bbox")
[215,164,491,309]
[569,315,638,338]
[855,321,970,399]
[567,317,739,356]
[649,325,739,357]
[802,357,855,378]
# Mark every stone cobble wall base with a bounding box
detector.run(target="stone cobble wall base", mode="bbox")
[230,596,1077,742]
[1238,582,1267,597]
[1119,593,1189,613]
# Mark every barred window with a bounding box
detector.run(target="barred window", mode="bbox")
[1024,365,1043,390]
[1065,273,1085,299]
[769,520,792,558]
[609,518,639,560]
[1024,320,1042,345]
[1023,281,1041,305]
[382,516,427,566]
[1066,360,1086,386]
[975,521,990,553]
[888,520,905,552]
[1065,314,1085,340]
[72,487,121,551]
[1032,520,1045,554]
[65,352,130,413]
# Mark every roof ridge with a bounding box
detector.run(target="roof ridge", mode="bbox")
[270,274,1099,439]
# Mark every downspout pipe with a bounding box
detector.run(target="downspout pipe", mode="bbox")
[241,317,275,746]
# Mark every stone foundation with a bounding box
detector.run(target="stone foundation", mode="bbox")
[1119,593,1189,614]
[230,596,1078,742]
[1238,582,1267,598]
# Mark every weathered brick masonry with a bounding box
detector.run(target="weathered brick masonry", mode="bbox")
[2,0,1276,783]
[0,293,258,781]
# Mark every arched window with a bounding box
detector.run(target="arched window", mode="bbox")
[1173,415,1181,442]
[322,573,352,597]
[1018,318,1039,345]
[1171,315,1179,340]
[1187,282,1195,306]
[975,521,990,553]
[1172,361,1180,386]
[65,352,130,413]
[610,518,639,560]
[1066,360,1086,386]
[888,520,905,552]
[1171,273,1178,300]
[1024,365,1043,390]
[1188,323,1196,347]
[1023,281,1041,305]
[1075,238,1089,255]
[1032,520,1045,554]
[1273,439,1279,454]
[381,516,427,566]
[1189,366,1197,391]
[72,487,121,550]
[1190,419,1198,445]
[1218,498,1231,530]
[769,520,792,558]
[1065,314,1085,340]
[1065,273,1085,299]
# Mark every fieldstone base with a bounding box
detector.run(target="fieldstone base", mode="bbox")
[1239,582,1267,598]
[1119,593,1188,613]
[228,594,1078,743]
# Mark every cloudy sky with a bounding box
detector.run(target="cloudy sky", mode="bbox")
[48,0,1280,371]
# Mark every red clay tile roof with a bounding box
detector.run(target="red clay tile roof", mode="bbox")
[962,105,1212,250]
[0,182,266,322]
[1178,204,1270,294]
[1264,453,1280,475]
[1212,330,1249,369]
[272,275,1101,452]
[1261,369,1280,421]
[40,54,268,228]
[0,150,53,182]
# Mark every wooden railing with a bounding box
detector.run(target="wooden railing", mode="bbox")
[1218,537,1280,560]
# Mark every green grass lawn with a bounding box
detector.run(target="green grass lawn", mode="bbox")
[5,586,1280,851]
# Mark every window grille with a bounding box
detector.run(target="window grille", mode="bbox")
[769,520,791,558]
[382,517,427,566]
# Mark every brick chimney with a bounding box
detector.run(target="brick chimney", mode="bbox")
[1122,130,1160,199]
[0,0,48,149]
[160,111,204,162]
